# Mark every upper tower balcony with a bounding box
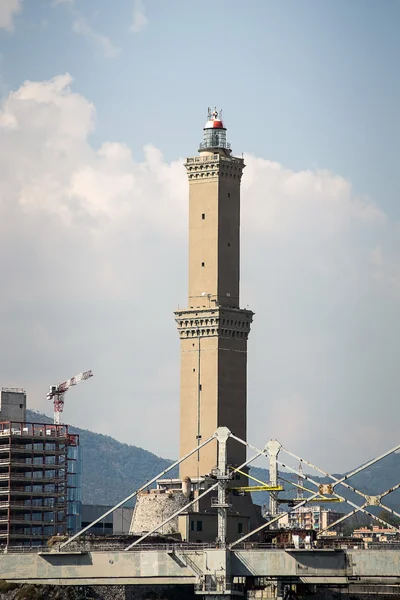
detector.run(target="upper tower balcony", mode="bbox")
[199,108,231,153]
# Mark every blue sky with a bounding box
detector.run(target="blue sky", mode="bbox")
[0,0,399,471]
[3,0,399,213]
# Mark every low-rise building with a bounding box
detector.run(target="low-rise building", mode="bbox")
[81,504,133,536]
[353,525,399,543]
[278,506,344,533]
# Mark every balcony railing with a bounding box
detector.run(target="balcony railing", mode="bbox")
[199,140,231,151]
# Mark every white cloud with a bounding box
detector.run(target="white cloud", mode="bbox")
[0,74,399,473]
[130,0,147,33]
[0,0,22,31]
[73,17,121,58]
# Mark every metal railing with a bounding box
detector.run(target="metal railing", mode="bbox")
[199,141,231,151]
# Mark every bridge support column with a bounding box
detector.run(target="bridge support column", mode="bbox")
[266,440,282,519]
[197,549,241,599]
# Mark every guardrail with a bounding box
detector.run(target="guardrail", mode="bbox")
[4,541,400,554]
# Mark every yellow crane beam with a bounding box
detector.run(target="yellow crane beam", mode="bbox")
[228,468,284,492]
[230,485,284,492]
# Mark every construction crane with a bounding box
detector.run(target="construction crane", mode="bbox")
[47,370,93,425]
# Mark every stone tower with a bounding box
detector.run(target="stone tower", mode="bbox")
[175,109,253,480]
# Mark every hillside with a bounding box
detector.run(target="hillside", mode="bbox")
[27,410,176,505]
[26,410,400,511]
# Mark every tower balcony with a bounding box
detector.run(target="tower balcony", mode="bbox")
[175,306,253,341]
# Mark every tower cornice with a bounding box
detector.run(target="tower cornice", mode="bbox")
[175,306,254,341]
[185,154,245,181]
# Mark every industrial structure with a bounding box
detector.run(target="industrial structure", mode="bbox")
[34,425,400,598]
[47,370,93,425]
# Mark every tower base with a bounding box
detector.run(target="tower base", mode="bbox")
[129,476,264,544]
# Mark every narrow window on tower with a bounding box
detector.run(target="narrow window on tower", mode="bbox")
[228,243,231,247]
[228,192,231,198]
[202,213,205,220]
[201,262,205,267]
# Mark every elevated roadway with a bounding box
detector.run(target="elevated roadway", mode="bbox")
[1,547,400,587]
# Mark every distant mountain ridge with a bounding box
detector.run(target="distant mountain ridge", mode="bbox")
[27,410,174,506]
[26,410,400,512]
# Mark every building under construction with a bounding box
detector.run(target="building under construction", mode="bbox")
[0,388,81,546]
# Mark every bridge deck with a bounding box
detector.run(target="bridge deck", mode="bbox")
[0,548,400,586]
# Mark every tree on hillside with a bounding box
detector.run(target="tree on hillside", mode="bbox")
[378,510,400,528]
[342,512,372,537]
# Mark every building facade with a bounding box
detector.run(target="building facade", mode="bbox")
[0,420,80,546]
[0,388,26,422]
[175,109,253,481]
[278,506,344,533]
[81,504,133,536]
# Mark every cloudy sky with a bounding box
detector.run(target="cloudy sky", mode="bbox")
[0,0,399,473]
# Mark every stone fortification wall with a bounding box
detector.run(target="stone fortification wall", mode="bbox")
[129,489,189,535]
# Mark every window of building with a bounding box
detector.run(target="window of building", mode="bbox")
[228,192,231,198]
[196,520,203,532]
[193,368,196,372]
[228,243,231,247]
[202,213,205,219]
[238,522,243,534]
[191,521,194,531]
[201,262,205,267]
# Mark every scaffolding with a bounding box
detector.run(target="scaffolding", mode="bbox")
[0,420,79,546]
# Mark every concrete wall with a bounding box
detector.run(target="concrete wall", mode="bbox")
[2,548,400,585]
[114,507,134,535]
[0,389,26,422]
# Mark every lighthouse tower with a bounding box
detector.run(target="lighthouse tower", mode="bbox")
[175,109,253,480]
[130,111,261,542]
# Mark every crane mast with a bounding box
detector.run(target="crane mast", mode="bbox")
[47,370,93,424]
